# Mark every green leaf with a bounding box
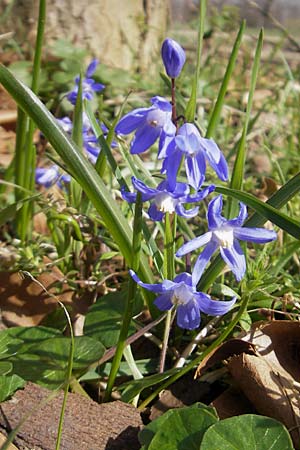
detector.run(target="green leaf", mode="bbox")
[10,335,105,389]
[229,29,263,217]
[0,362,12,376]
[0,374,25,402]
[139,403,218,450]
[200,414,294,450]
[84,291,143,348]
[206,20,246,139]
[148,405,218,450]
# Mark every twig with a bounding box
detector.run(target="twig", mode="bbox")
[174,316,220,368]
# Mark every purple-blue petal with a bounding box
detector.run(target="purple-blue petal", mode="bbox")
[175,204,199,218]
[154,293,173,311]
[186,184,215,203]
[227,202,248,227]
[165,150,182,191]
[195,292,236,316]
[207,195,225,229]
[86,58,98,77]
[220,239,246,281]
[121,186,137,203]
[148,203,164,221]
[130,123,161,154]
[185,155,205,190]
[150,96,172,112]
[131,177,158,198]
[129,270,164,293]
[92,82,105,92]
[233,226,277,243]
[115,108,149,135]
[192,240,218,286]
[176,232,212,257]
[173,272,193,285]
[176,300,200,330]
[202,138,228,181]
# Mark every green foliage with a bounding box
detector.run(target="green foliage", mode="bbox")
[139,409,293,450]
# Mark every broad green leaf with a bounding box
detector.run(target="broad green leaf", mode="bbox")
[84,291,143,348]
[148,406,218,450]
[0,374,25,402]
[0,331,22,360]
[200,414,294,450]
[0,362,12,376]
[139,403,218,450]
[10,335,105,389]
[7,326,62,354]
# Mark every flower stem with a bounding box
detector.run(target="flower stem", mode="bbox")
[159,213,177,373]
[139,291,250,410]
[104,192,143,401]
[171,78,177,124]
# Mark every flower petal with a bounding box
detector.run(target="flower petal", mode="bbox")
[129,270,164,293]
[154,293,173,311]
[165,151,182,191]
[115,108,148,135]
[192,240,218,286]
[121,186,137,203]
[131,177,157,198]
[148,203,164,221]
[130,123,160,154]
[227,202,247,227]
[176,232,212,257]
[150,96,172,112]
[233,226,277,243]
[177,300,200,330]
[207,195,225,229]
[201,138,228,181]
[195,292,236,316]
[185,154,205,190]
[220,239,246,281]
[173,272,193,285]
[175,204,199,218]
[86,59,98,77]
[186,184,215,203]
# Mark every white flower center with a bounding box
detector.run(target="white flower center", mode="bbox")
[155,193,177,213]
[147,109,168,128]
[213,229,234,248]
[171,284,194,306]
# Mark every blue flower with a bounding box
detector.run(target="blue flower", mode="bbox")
[122,177,214,221]
[35,165,70,188]
[115,96,176,155]
[162,123,228,190]
[67,59,105,105]
[130,270,236,330]
[177,195,277,284]
[161,38,186,78]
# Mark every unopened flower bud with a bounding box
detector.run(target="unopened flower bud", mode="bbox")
[161,38,186,78]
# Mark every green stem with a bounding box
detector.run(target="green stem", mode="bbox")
[159,213,176,373]
[55,305,74,450]
[138,291,250,410]
[104,192,143,401]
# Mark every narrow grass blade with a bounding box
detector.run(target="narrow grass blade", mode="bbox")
[206,20,246,139]
[229,29,264,195]
[70,73,83,210]
[185,0,207,122]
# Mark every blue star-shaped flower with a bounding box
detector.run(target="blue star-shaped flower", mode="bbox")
[115,96,176,155]
[177,195,277,284]
[67,59,105,105]
[122,177,214,221]
[162,123,228,190]
[130,270,236,330]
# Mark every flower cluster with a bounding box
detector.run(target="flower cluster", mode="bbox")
[35,165,70,188]
[67,59,105,105]
[116,38,277,330]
